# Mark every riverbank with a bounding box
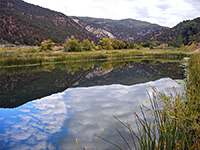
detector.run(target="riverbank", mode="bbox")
[0,46,193,68]
[107,53,200,149]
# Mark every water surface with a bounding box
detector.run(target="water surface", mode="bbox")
[0,58,184,149]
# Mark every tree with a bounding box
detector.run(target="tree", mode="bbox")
[135,44,142,50]
[63,36,82,52]
[190,42,195,47]
[40,39,55,51]
[91,41,97,50]
[122,40,128,49]
[168,40,182,48]
[82,39,92,51]
[181,22,198,45]
[119,41,126,49]
[34,40,39,46]
[14,41,20,46]
[188,35,196,45]
[98,40,104,50]
[127,42,135,49]
[112,39,120,49]
[102,38,113,50]
[104,43,113,50]
[98,45,103,50]
[140,42,151,47]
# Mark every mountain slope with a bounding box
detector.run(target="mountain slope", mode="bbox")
[0,0,98,45]
[136,17,200,44]
[71,16,167,41]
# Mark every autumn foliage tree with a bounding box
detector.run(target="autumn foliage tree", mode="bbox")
[82,39,92,51]
[98,38,128,50]
[63,36,82,52]
[112,39,120,49]
[98,38,115,50]
[40,39,55,51]
[119,40,127,49]
[91,41,97,50]
[62,37,144,52]
[102,38,113,50]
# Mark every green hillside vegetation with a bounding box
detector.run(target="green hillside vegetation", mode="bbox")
[0,0,98,45]
[136,17,200,47]
[1,0,199,49]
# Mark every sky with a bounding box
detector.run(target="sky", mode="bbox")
[23,0,200,27]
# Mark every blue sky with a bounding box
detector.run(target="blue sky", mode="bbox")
[24,0,200,27]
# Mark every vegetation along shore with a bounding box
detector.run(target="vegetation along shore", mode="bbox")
[75,54,200,150]
[0,36,197,68]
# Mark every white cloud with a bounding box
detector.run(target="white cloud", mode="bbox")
[0,78,182,149]
[23,0,200,27]
[20,109,30,112]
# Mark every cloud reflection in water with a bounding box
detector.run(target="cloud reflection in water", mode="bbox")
[0,78,181,150]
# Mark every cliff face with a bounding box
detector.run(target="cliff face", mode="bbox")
[71,16,167,41]
[0,0,99,45]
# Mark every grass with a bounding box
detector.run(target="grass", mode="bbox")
[98,54,200,150]
[0,46,191,67]
[0,57,183,75]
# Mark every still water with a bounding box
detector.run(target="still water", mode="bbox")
[0,58,184,150]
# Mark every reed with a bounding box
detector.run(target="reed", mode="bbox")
[98,54,200,150]
[0,47,190,67]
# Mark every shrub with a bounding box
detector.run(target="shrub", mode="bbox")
[40,39,55,51]
[82,39,92,51]
[14,41,20,46]
[63,36,82,52]
[127,42,135,49]
[34,40,39,46]
[91,41,97,50]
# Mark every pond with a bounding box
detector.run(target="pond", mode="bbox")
[0,58,185,150]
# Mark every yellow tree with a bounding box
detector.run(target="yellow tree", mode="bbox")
[63,36,82,52]
[112,39,120,49]
[82,39,92,51]
[91,41,97,50]
[120,41,126,49]
[102,38,113,50]
[40,39,55,51]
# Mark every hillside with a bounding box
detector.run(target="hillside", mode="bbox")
[71,16,167,41]
[136,17,200,44]
[0,0,98,45]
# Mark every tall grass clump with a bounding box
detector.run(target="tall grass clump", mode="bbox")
[0,46,190,67]
[99,54,200,150]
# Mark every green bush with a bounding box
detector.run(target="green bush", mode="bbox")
[14,41,20,46]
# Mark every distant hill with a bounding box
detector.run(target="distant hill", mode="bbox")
[0,0,98,45]
[71,16,167,42]
[136,17,200,45]
[2,0,197,46]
